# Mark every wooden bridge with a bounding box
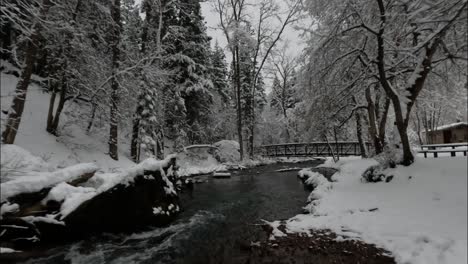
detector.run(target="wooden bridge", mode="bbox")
[257,142,371,157]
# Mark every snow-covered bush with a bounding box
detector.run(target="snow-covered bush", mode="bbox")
[373,144,405,169]
[362,145,403,182]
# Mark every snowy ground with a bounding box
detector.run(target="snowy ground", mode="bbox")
[1,70,135,172]
[281,156,467,264]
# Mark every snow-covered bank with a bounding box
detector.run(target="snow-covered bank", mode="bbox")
[1,70,135,172]
[285,157,467,264]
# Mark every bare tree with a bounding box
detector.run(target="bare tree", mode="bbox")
[214,0,301,159]
[1,0,53,144]
[301,0,467,165]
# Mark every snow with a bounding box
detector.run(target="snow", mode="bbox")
[285,157,468,264]
[0,163,99,202]
[264,220,287,240]
[177,146,227,177]
[0,143,177,219]
[426,122,468,132]
[212,172,231,178]
[0,247,21,253]
[53,156,178,219]
[0,202,19,219]
[22,215,65,226]
[1,69,135,172]
[1,144,54,182]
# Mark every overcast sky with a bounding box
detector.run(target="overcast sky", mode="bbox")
[200,1,305,56]
[200,0,306,92]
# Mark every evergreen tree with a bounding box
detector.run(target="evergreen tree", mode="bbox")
[162,0,214,147]
[210,42,230,104]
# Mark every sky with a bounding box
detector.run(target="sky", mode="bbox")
[200,0,306,92]
[200,0,305,57]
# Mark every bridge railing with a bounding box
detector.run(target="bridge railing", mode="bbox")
[257,141,371,157]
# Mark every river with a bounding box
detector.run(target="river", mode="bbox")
[24,160,322,264]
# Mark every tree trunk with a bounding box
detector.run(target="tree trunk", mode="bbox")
[355,109,368,158]
[87,102,97,133]
[108,0,122,161]
[365,87,382,154]
[234,48,243,161]
[378,97,390,149]
[2,0,52,144]
[130,108,141,162]
[45,0,82,136]
[49,78,67,135]
[46,85,57,133]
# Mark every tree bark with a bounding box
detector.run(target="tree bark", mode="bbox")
[365,87,382,154]
[130,107,141,162]
[46,82,58,133]
[378,96,390,148]
[2,0,52,144]
[234,48,244,160]
[355,109,368,158]
[108,0,122,161]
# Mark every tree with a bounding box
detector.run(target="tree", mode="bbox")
[214,0,301,159]
[108,0,122,160]
[1,0,53,144]
[301,0,467,165]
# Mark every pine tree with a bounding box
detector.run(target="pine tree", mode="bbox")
[210,42,230,104]
[162,0,214,147]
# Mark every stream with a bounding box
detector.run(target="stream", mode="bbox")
[23,160,322,264]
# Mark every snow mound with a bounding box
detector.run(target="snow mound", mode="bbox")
[177,146,226,177]
[300,170,332,213]
[1,144,54,182]
[213,140,240,163]
[286,157,467,264]
[1,163,99,202]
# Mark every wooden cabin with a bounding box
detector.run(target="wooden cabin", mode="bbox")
[424,122,468,144]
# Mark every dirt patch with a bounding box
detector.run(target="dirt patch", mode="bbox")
[244,227,395,264]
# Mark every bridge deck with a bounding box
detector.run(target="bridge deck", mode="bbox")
[258,142,370,157]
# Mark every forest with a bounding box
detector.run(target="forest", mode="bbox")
[1,0,467,166]
[0,0,467,263]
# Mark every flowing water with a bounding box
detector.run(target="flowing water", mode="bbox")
[24,160,322,264]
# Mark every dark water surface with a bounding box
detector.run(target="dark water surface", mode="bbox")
[25,160,322,264]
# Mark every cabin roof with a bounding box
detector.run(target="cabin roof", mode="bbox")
[427,122,468,132]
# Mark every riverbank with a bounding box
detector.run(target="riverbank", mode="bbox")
[249,227,394,264]
[266,156,467,264]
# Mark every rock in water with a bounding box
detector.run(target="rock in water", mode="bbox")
[63,169,179,236]
[212,172,231,178]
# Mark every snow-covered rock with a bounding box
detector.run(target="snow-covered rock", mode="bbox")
[0,163,99,202]
[297,167,338,182]
[62,158,179,234]
[213,140,240,163]
[177,145,226,177]
[0,156,180,247]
